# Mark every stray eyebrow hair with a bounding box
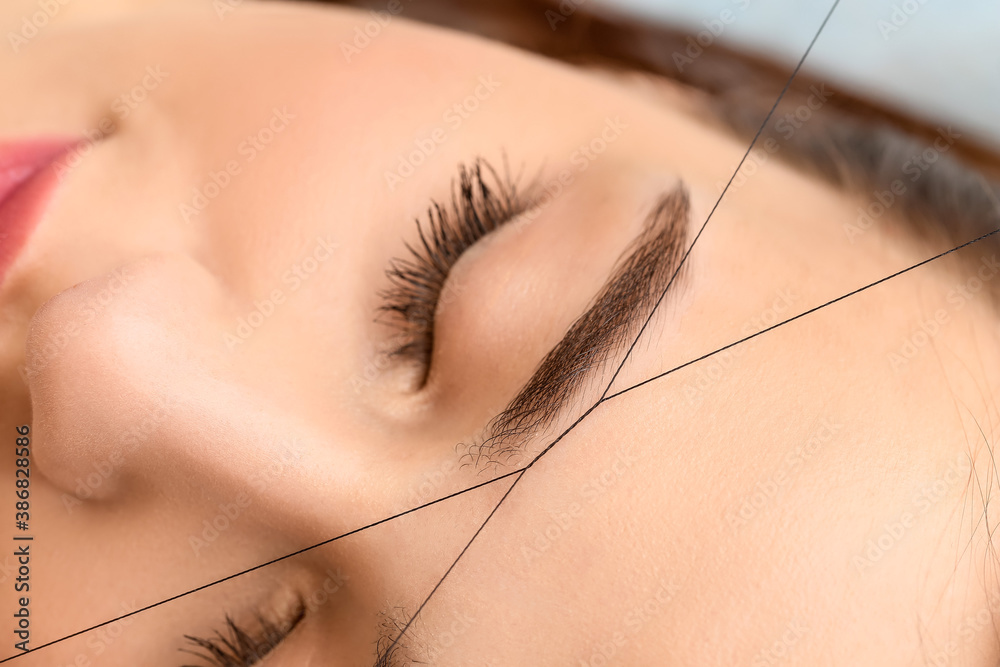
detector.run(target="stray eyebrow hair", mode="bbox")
[464,183,691,469]
[374,610,412,667]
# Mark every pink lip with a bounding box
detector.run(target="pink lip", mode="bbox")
[0,139,77,287]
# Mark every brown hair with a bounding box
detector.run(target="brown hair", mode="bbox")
[325,0,1000,260]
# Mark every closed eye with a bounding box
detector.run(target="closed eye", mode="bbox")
[377,157,538,386]
[179,599,305,667]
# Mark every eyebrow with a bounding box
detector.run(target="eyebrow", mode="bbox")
[462,183,691,470]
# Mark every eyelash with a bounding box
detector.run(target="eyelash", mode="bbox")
[378,158,535,379]
[179,601,305,667]
[178,161,525,665]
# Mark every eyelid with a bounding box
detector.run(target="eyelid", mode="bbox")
[463,184,691,469]
[377,157,537,384]
[179,598,306,667]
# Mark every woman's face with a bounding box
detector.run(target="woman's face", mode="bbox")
[3,1,1000,665]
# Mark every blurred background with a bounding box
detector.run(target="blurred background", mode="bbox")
[595,0,1000,150]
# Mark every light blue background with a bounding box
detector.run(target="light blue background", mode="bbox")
[597,0,1000,149]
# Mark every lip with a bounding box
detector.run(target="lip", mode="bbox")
[0,139,78,288]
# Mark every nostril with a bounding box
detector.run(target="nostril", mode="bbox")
[44,393,179,509]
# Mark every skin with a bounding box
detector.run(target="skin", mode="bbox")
[1,1,1000,665]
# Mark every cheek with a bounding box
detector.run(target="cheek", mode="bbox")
[399,404,679,665]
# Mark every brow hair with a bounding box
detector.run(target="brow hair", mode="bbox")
[373,608,414,667]
[461,184,690,469]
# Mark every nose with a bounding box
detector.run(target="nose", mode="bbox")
[24,254,233,497]
[23,254,361,543]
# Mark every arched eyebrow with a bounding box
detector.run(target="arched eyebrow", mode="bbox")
[463,183,691,470]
